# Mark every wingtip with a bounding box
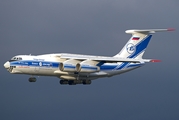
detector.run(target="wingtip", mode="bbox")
[167,28,175,31]
[150,59,161,63]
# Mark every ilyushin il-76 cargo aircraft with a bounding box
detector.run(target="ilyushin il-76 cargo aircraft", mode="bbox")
[4,28,174,85]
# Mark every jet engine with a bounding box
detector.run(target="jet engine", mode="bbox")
[76,63,100,73]
[59,59,80,72]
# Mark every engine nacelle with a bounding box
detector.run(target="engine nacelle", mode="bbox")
[59,59,80,72]
[76,63,100,73]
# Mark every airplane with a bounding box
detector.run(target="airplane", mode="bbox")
[3,28,174,85]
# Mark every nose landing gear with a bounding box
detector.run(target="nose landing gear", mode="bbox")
[28,77,37,82]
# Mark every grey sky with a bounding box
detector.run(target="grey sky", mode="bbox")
[0,0,179,120]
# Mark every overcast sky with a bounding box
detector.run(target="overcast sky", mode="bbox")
[0,0,179,120]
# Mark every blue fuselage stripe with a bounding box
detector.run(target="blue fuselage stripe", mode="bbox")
[10,60,143,71]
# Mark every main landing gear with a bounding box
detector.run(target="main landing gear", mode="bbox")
[60,80,91,85]
[27,77,92,85]
[28,77,37,82]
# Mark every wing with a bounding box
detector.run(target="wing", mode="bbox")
[55,53,159,63]
[53,53,160,74]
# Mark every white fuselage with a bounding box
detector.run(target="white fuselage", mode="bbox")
[3,28,172,84]
[4,53,143,80]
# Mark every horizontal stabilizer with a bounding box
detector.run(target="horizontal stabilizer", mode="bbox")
[125,28,175,34]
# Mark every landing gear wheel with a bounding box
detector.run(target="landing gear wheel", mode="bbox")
[68,80,76,85]
[83,80,91,85]
[28,77,37,82]
[59,80,91,85]
[60,80,68,85]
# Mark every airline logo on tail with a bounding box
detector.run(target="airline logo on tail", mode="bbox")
[126,43,136,54]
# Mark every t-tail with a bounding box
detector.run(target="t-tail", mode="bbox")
[114,28,174,59]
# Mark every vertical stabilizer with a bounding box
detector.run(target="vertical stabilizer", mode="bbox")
[114,28,174,59]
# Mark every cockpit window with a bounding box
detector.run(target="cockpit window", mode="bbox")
[11,57,15,60]
[10,57,22,61]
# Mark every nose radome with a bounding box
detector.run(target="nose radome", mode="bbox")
[4,61,10,69]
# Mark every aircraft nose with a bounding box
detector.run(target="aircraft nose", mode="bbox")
[4,61,10,69]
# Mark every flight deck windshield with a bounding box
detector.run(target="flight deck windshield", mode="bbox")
[9,57,22,62]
